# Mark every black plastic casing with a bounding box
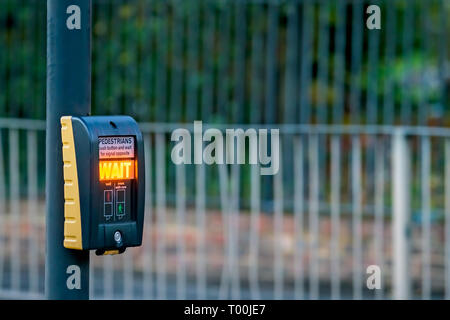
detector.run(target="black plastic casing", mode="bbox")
[71,115,145,252]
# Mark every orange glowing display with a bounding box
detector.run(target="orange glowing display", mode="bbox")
[99,160,135,181]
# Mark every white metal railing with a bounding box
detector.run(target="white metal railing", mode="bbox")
[0,119,449,299]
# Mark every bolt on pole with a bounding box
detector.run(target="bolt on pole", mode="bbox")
[46,0,91,299]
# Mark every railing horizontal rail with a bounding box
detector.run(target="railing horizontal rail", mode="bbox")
[3,118,450,138]
[0,119,46,131]
[140,122,450,137]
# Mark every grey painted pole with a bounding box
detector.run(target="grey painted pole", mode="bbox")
[46,0,91,299]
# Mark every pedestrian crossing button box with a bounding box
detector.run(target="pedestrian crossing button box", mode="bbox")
[60,115,145,255]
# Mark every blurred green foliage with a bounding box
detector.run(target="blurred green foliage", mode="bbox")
[0,0,448,212]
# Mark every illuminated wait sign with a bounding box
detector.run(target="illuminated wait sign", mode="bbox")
[99,160,135,181]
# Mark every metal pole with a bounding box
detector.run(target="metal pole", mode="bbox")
[392,130,411,300]
[46,0,91,299]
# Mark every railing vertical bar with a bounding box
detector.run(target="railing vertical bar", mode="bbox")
[445,138,450,299]
[330,135,341,300]
[374,137,385,299]
[123,239,134,299]
[195,163,206,299]
[143,134,153,299]
[274,140,284,300]
[102,255,114,299]
[9,129,20,291]
[176,163,187,299]
[156,133,167,299]
[352,135,362,300]
[27,130,39,292]
[218,163,230,299]
[26,130,39,293]
[249,163,260,299]
[421,136,431,299]
[392,130,411,300]
[89,251,95,299]
[308,134,319,299]
[230,164,241,299]
[293,135,304,300]
[0,130,5,289]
